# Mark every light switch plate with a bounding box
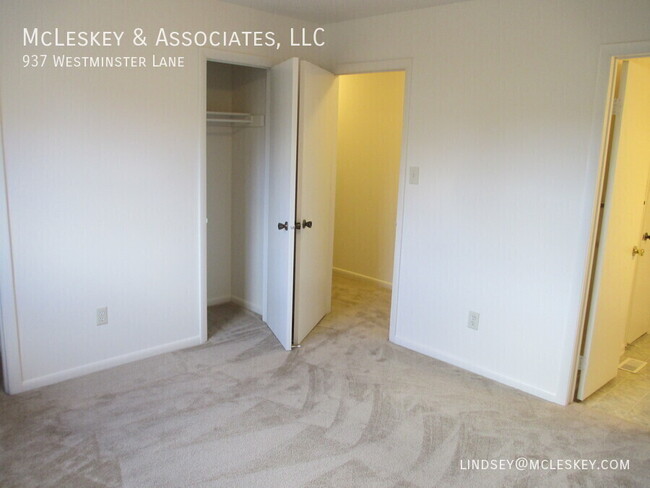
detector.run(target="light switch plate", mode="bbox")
[409,166,419,185]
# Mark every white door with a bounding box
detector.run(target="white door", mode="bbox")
[578,60,650,399]
[265,58,299,350]
[293,61,339,344]
[626,175,650,344]
[265,58,338,348]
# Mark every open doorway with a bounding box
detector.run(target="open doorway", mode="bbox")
[327,70,406,340]
[576,56,650,428]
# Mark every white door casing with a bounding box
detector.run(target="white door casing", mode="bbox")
[293,61,339,344]
[0,100,23,393]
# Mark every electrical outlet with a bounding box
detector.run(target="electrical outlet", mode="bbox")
[97,307,108,326]
[468,311,479,330]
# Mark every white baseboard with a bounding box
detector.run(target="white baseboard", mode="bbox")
[19,335,204,393]
[333,267,392,289]
[391,334,563,405]
[231,295,262,315]
[207,294,261,316]
[207,295,231,307]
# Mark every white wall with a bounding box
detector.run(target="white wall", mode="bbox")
[328,0,650,403]
[0,0,325,392]
[207,129,233,305]
[206,62,233,305]
[230,65,267,313]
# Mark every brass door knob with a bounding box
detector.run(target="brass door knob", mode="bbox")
[633,246,645,256]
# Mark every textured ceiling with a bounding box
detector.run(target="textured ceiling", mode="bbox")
[220,0,472,24]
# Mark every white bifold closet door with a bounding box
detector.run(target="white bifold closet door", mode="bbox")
[266,58,338,350]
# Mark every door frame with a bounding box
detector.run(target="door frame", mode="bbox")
[567,41,650,404]
[198,48,274,343]
[0,101,23,394]
[334,59,413,343]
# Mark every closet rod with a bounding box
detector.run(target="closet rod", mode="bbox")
[206,118,252,124]
[206,111,264,127]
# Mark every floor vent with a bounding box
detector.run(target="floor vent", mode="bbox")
[618,358,647,374]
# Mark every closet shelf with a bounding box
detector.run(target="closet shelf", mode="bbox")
[206,111,264,127]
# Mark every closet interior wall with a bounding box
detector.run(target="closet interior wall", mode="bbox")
[206,61,267,314]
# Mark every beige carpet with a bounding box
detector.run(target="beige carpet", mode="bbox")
[1,275,649,487]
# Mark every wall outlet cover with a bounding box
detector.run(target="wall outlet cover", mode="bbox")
[97,307,108,326]
[468,311,479,330]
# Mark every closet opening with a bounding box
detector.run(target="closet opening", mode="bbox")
[205,60,268,338]
[330,70,406,338]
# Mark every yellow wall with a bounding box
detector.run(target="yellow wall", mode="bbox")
[333,71,405,285]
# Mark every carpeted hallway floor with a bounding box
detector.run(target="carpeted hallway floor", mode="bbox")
[1,275,649,487]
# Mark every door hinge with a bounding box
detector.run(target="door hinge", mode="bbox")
[577,355,585,371]
[612,98,622,116]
